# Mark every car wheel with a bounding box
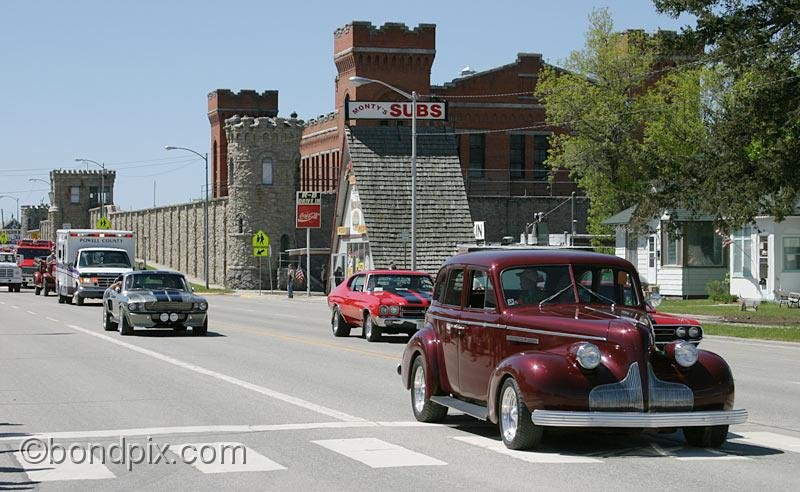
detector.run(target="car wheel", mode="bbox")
[75,295,84,306]
[58,292,65,303]
[410,356,448,423]
[102,307,117,331]
[498,378,543,450]
[35,286,41,295]
[683,425,729,448]
[193,318,208,336]
[363,313,380,342]
[65,295,73,305]
[331,307,350,337]
[43,285,49,296]
[119,312,134,336]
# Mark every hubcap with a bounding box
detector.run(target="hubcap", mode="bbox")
[365,318,372,338]
[332,310,338,333]
[500,385,519,442]
[413,364,426,414]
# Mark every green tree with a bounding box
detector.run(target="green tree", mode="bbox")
[653,0,800,229]
[535,9,706,235]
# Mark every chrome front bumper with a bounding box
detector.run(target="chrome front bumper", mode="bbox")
[531,409,748,428]
[375,316,423,330]
[128,312,207,328]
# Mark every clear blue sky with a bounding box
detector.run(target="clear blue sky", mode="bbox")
[0,0,694,223]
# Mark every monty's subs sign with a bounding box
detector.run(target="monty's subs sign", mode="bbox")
[345,101,447,120]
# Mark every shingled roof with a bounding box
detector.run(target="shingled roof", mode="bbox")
[345,126,474,274]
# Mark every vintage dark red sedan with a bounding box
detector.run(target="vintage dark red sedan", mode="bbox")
[399,250,747,450]
[328,269,433,342]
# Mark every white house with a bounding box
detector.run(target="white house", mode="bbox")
[729,215,800,301]
[604,207,727,298]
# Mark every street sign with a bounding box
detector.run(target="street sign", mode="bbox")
[345,101,447,121]
[296,192,322,229]
[0,232,8,244]
[252,230,270,248]
[473,221,485,241]
[253,247,269,257]
[96,216,112,230]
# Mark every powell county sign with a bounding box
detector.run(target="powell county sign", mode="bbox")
[296,192,321,229]
[345,101,447,120]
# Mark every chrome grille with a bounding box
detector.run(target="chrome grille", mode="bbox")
[648,365,694,411]
[0,268,13,278]
[144,301,193,312]
[589,362,644,411]
[96,275,118,288]
[654,326,679,345]
[401,306,427,319]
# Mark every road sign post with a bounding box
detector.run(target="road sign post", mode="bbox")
[252,230,270,294]
[296,192,321,297]
[268,244,273,293]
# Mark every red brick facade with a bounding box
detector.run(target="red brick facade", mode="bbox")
[208,89,278,197]
[299,21,579,197]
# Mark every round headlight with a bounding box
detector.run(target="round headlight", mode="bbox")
[160,312,170,322]
[129,302,140,312]
[674,341,698,367]
[675,326,687,338]
[389,305,400,315]
[379,305,389,316]
[688,326,701,339]
[575,342,602,370]
[169,313,179,322]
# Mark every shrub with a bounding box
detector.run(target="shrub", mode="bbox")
[706,275,737,303]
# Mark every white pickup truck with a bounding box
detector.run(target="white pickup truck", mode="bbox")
[55,229,136,305]
[0,252,23,292]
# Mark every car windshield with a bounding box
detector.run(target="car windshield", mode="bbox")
[16,248,47,259]
[0,254,15,263]
[501,265,575,307]
[128,274,188,291]
[78,250,131,268]
[573,265,641,307]
[367,274,433,292]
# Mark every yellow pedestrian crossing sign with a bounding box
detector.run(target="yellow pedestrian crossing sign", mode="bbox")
[0,232,8,244]
[253,247,269,257]
[252,230,270,248]
[96,216,111,230]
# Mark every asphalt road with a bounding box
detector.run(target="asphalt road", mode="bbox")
[0,290,798,491]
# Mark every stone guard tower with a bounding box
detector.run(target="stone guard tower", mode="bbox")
[224,115,303,288]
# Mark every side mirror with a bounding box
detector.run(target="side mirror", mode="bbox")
[646,292,663,309]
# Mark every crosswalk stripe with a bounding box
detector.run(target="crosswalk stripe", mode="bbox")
[312,438,446,468]
[173,442,285,474]
[452,436,603,463]
[730,432,800,454]
[14,450,115,482]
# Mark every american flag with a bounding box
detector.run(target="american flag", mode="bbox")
[715,228,733,247]
[295,267,305,284]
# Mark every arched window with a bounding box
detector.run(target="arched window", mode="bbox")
[351,208,364,227]
[262,158,273,185]
[228,157,234,187]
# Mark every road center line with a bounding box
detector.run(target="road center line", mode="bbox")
[26,310,37,315]
[46,317,59,322]
[11,305,20,309]
[66,324,365,422]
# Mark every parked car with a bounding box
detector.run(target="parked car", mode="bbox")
[328,269,434,341]
[101,271,208,336]
[398,250,746,450]
[0,252,23,292]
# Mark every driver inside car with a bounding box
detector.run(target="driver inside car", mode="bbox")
[517,268,545,305]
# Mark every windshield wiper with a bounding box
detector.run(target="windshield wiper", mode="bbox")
[577,284,616,310]
[539,283,575,308]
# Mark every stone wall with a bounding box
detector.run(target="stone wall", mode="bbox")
[90,199,230,286]
[467,195,589,243]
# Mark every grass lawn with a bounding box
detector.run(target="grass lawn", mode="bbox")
[702,323,800,343]
[658,298,800,325]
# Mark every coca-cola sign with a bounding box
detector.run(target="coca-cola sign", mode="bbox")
[296,192,322,229]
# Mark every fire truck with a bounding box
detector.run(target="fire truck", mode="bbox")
[14,239,54,288]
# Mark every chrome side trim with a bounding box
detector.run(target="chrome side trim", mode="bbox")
[589,362,644,411]
[506,335,539,345]
[426,313,607,341]
[507,325,607,342]
[531,409,748,428]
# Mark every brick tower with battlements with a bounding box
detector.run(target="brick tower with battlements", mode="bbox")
[208,89,278,198]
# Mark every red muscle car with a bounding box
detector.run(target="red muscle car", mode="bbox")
[328,269,433,342]
[399,250,746,450]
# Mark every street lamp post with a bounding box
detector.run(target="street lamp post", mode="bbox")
[349,76,418,270]
[165,146,209,290]
[28,178,52,205]
[74,158,106,218]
